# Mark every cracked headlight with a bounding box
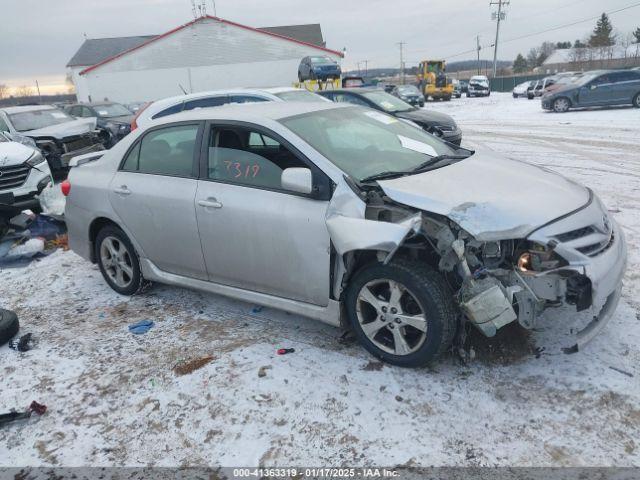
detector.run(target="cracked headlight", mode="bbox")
[26,151,45,167]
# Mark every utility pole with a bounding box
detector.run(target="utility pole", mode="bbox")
[363,60,369,77]
[397,42,406,84]
[490,0,509,77]
[476,35,481,74]
[35,80,41,103]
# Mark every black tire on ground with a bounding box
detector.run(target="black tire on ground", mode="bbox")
[0,309,19,347]
[345,258,457,368]
[633,93,640,108]
[466,93,471,98]
[95,225,144,296]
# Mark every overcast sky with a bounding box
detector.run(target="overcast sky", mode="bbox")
[1,0,639,93]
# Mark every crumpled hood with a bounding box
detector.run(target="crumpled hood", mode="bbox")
[378,151,589,241]
[0,142,36,166]
[395,109,457,128]
[24,118,97,139]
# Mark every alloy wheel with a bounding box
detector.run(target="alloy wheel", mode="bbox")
[100,236,134,289]
[554,98,570,113]
[356,279,428,356]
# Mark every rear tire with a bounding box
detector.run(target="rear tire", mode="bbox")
[633,93,640,108]
[553,97,571,113]
[95,225,144,295]
[345,258,457,367]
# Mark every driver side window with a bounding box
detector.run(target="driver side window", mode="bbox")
[207,126,307,192]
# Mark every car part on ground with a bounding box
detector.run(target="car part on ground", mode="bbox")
[0,106,103,175]
[0,308,19,346]
[0,132,52,214]
[542,69,640,112]
[64,102,626,367]
[317,88,462,146]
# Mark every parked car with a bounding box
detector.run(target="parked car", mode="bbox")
[64,102,134,147]
[0,132,51,214]
[458,80,469,94]
[318,88,462,145]
[390,85,425,107]
[131,88,326,130]
[64,102,626,366]
[544,72,584,94]
[467,75,490,97]
[0,105,103,175]
[298,56,342,82]
[512,81,533,98]
[452,80,462,98]
[542,69,640,112]
[126,102,147,114]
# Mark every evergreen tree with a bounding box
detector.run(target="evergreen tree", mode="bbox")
[513,53,528,73]
[589,13,615,47]
[574,39,587,48]
[634,27,640,43]
[556,41,572,49]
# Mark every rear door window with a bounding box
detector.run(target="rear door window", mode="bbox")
[122,124,199,177]
[229,95,269,104]
[152,103,185,119]
[183,96,228,111]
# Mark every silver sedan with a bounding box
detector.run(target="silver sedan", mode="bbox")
[64,102,626,367]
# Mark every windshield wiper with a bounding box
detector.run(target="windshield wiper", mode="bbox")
[360,170,411,183]
[411,154,469,173]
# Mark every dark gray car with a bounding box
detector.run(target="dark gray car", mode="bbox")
[65,103,134,146]
[542,69,640,112]
[318,88,462,145]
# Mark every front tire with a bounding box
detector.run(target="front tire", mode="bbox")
[633,93,640,108]
[553,97,571,113]
[345,259,457,367]
[95,225,144,295]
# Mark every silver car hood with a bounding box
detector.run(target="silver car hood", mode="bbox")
[377,151,590,240]
[0,142,35,166]
[23,118,97,139]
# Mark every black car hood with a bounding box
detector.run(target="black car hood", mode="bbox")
[394,109,457,128]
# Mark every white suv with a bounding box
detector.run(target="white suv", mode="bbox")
[0,132,51,213]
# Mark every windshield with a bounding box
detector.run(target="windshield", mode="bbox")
[280,107,460,181]
[94,103,132,118]
[397,85,420,95]
[310,56,333,64]
[362,91,414,113]
[274,90,326,103]
[8,108,74,132]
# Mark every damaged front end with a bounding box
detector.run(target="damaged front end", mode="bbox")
[329,177,627,353]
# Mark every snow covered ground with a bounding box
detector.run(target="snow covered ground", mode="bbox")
[0,93,639,467]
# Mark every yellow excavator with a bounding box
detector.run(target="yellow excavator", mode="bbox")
[417,60,454,101]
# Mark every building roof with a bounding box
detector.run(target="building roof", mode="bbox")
[543,43,640,65]
[67,35,158,67]
[69,19,335,71]
[258,24,324,47]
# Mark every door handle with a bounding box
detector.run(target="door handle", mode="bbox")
[198,197,223,209]
[114,185,131,196]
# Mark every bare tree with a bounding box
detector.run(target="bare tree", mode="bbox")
[65,73,76,95]
[0,84,8,100]
[15,85,34,98]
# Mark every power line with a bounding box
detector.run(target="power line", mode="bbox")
[443,0,640,61]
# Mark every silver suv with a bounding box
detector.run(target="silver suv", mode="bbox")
[64,102,626,366]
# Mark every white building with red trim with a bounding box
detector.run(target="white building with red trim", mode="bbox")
[67,16,343,103]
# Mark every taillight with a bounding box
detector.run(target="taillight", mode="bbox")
[61,180,71,196]
[130,101,152,131]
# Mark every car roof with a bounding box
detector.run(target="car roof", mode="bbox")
[261,87,308,94]
[0,105,57,114]
[150,88,280,107]
[151,101,350,124]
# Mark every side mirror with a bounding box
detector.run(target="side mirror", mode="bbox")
[281,167,313,195]
[589,84,597,90]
